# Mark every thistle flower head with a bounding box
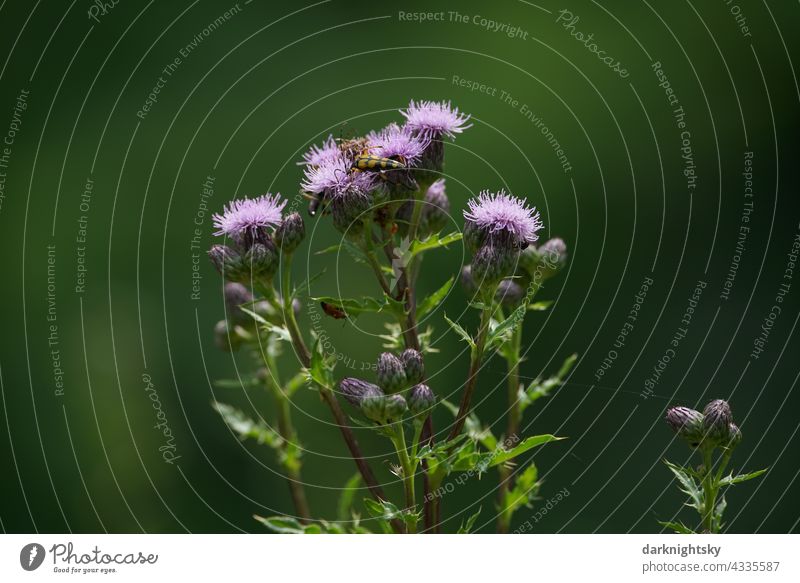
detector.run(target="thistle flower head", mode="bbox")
[299,134,340,167]
[376,352,407,393]
[212,194,286,244]
[339,377,383,407]
[665,406,705,446]
[400,100,472,140]
[367,123,430,167]
[400,349,424,384]
[301,154,376,199]
[464,190,544,248]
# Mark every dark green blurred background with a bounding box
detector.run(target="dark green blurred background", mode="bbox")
[1,0,798,533]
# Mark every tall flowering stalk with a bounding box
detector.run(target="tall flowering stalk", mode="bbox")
[662,399,766,533]
[206,99,574,534]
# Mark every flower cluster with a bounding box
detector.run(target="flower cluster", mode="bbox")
[665,399,741,450]
[299,100,469,236]
[339,349,433,424]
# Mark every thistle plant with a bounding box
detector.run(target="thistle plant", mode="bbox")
[208,99,575,534]
[662,399,766,533]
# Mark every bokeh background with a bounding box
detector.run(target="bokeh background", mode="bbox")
[0,0,798,534]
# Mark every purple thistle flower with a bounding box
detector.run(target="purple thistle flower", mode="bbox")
[463,190,544,247]
[212,194,286,241]
[400,100,472,139]
[301,154,376,199]
[299,134,340,167]
[367,123,430,167]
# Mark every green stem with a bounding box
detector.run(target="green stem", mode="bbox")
[391,422,417,533]
[497,324,522,533]
[701,446,717,533]
[448,303,494,441]
[272,259,402,533]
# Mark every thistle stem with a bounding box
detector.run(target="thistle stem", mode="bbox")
[497,323,523,533]
[274,258,402,533]
[700,446,717,533]
[448,304,494,441]
[391,422,417,534]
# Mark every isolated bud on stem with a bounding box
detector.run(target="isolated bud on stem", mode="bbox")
[665,406,705,446]
[274,212,305,255]
[408,383,435,416]
[401,349,425,385]
[702,399,733,444]
[377,352,407,393]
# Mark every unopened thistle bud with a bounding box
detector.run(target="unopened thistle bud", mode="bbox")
[421,179,450,234]
[471,244,516,289]
[377,352,407,393]
[208,244,248,282]
[223,283,253,323]
[726,423,742,448]
[401,349,424,384]
[384,394,408,421]
[331,192,371,238]
[665,406,705,446]
[495,278,524,308]
[463,221,486,254]
[361,393,407,424]
[274,212,305,254]
[339,377,383,407]
[703,399,733,444]
[537,238,568,280]
[244,241,278,281]
[408,383,435,416]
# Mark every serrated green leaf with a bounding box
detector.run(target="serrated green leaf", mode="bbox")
[457,507,482,534]
[659,520,696,534]
[440,399,496,450]
[501,464,540,518]
[719,468,767,487]
[444,314,475,349]
[519,354,577,415]
[664,460,704,510]
[489,435,562,467]
[409,231,462,258]
[306,338,335,389]
[487,304,527,350]
[213,402,282,448]
[417,276,454,319]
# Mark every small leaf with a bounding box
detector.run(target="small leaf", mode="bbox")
[500,464,540,518]
[440,399,496,450]
[658,520,696,534]
[214,378,260,389]
[417,276,454,319]
[305,337,335,389]
[528,301,553,311]
[519,353,577,415]
[254,515,305,533]
[719,468,768,487]
[487,304,527,350]
[457,507,482,534]
[444,314,475,349]
[489,435,562,467]
[409,231,462,258]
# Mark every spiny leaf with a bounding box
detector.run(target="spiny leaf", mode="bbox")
[409,231,462,258]
[457,507,482,534]
[489,435,562,467]
[213,402,282,448]
[444,314,476,349]
[664,460,703,510]
[519,353,577,415]
[417,276,454,319]
[719,468,768,487]
[501,464,540,517]
[659,520,696,534]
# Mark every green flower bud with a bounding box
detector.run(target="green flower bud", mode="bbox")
[223,283,253,323]
[472,244,517,290]
[703,399,733,444]
[518,238,568,283]
[665,406,705,447]
[401,349,425,385]
[384,394,408,421]
[377,352,407,393]
[339,378,383,407]
[274,212,305,255]
[208,244,249,282]
[495,278,524,308]
[244,241,278,282]
[408,383,435,416]
[463,220,486,253]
